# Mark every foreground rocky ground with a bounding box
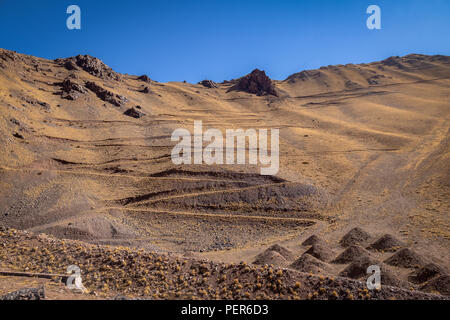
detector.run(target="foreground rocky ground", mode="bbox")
[0,226,446,300]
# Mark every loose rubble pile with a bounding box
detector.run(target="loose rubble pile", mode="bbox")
[0,227,445,300]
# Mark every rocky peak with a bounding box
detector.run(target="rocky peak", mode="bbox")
[137,75,152,83]
[56,54,120,81]
[227,69,278,96]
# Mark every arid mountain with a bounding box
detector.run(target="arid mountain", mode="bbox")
[0,48,449,299]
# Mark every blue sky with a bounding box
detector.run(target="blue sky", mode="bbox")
[0,0,449,82]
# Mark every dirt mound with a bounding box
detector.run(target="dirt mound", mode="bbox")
[85,81,128,106]
[1,226,444,300]
[304,243,335,262]
[227,69,278,96]
[332,245,370,264]
[58,54,120,80]
[408,263,445,284]
[339,227,371,247]
[381,272,407,288]
[252,250,287,266]
[123,107,145,119]
[339,256,379,279]
[265,244,295,260]
[420,275,450,296]
[199,80,218,88]
[290,253,329,274]
[368,234,404,252]
[384,248,427,268]
[301,235,323,246]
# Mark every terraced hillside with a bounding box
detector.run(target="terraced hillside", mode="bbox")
[0,49,449,298]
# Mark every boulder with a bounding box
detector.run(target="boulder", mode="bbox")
[124,107,145,119]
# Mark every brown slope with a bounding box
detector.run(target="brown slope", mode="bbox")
[0,48,449,299]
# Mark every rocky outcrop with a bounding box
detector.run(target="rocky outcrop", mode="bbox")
[123,107,145,119]
[59,77,87,100]
[0,48,21,64]
[63,60,77,71]
[0,286,45,300]
[57,55,120,80]
[137,75,152,83]
[199,80,218,88]
[227,69,278,96]
[85,81,127,106]
[141,86,151,94]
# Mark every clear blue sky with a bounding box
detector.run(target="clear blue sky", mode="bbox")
[1,0,449,82]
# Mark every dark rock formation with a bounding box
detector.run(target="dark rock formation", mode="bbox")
[13,132,24,139]
[57,55,120,80]
[137,75,152,83]
[199,80,218,88]
[227,69,278,96]
[21,96,51,110]
[124,107,145,119]
[59,77,87,100]
[63,60,78,71]
[0,286,45,300]
[141,86,151,94]
[0,49,21,64]
[85,81,127,106]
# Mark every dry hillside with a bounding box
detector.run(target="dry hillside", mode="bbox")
[0,49,449,299]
